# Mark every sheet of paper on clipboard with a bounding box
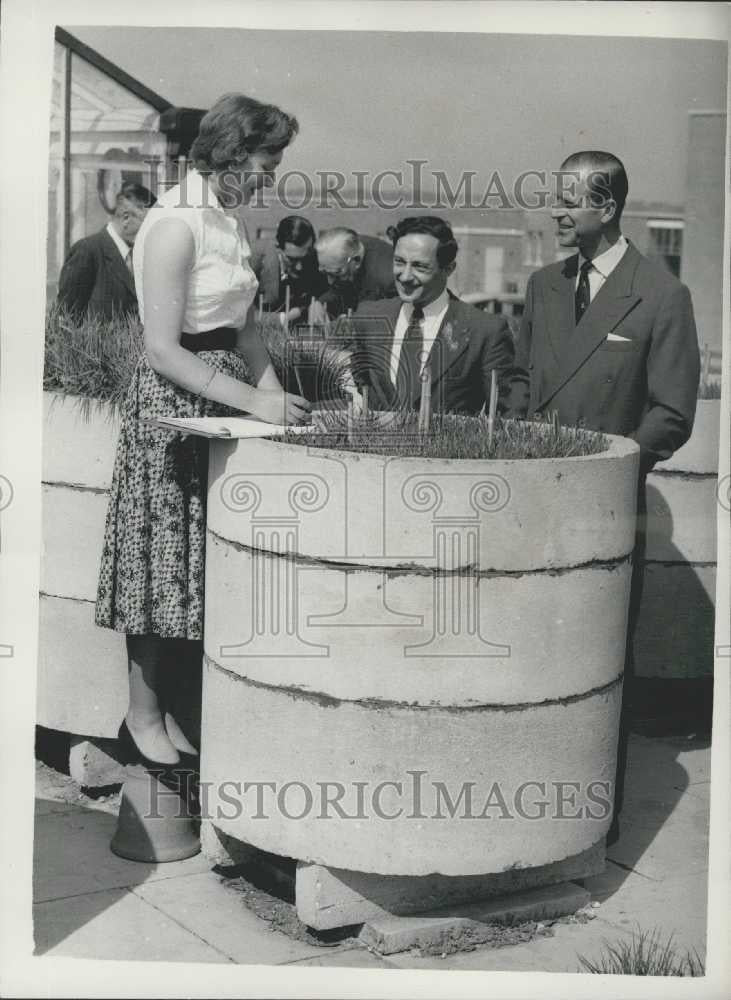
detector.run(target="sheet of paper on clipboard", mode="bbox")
[147,415,316,439]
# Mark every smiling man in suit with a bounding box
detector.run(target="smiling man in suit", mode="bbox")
[353,216,522,416]
[516,150,700,843]
[57,181,156,322]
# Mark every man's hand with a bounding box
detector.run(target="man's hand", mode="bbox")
[307,298,329,326]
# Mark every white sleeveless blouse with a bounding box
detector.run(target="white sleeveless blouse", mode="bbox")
[133,169,259,334]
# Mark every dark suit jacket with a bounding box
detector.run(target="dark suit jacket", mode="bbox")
[320,234,397,318]
[352,296,522,416]
[56,227,138,321]
[250,241,327,312]
[516,242,700,472]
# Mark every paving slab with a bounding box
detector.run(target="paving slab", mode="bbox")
[283,947,398,968]
[34,887,231,962]
[386,914,637,972]
[582,868,708,957]
[359,883,589,956]
[34,806,211,903]
[605,798,709,881]
[133,871,349,965]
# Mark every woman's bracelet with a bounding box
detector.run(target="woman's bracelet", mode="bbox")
[197,367,217,398]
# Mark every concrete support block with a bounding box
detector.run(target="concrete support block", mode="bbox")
[68,736,125,787]
[200,821,257,868]
[358,882,591,955]
[296,840,604,930]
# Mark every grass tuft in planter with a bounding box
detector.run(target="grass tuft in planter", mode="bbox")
[44,303,143,417]
[44,306,354,414]
[697,378,721,400]
[277,409,608,461]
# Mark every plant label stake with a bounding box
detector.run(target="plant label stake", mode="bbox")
[257,294,263,323]
[362,384,369,420]
[419,364,432,435]
[487,368,498,447]
[346,394,354,444]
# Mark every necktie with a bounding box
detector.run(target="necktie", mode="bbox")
[575,259,592,324]
[397,304,425,408]
[125,248,134,276]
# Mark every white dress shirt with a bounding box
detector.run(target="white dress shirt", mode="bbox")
[105,222,132,267]
[133,168,259,333]
[389,289,450,385]
[577,234,628,302]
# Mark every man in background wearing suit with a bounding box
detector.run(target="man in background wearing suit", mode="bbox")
[354,216,522,416]
[516,150,700,843]
[316,227,397,319]
[57,181,156,322]
[251,215,326,323]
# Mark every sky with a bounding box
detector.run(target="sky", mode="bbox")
[69,27,726,208]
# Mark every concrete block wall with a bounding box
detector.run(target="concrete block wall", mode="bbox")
[39,393,127,739]
[635,399,721,680]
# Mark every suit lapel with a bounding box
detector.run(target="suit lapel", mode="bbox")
[101,229,135,296]
[538,243,642,410]
[261,246,282,305]
[355,299,401,409]
[546,255,578,365]
[419,301,470,403]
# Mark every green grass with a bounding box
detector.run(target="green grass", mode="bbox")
[577,927,705,976]
[42,306,353,416]
[277,409,607,460]
[43,303,143,416]
[257,315,356,399]
[42,307,608,459]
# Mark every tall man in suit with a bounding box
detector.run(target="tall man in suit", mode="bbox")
[516,150,700,842]
[251,215,327,322]
[57,182,156,322]
[353,216,521,416]
[316,228,397,319]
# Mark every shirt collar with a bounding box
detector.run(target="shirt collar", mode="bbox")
[184,168,231,215]
[406,288,450,318]
[105,221,130,261]
[579,234,628,279]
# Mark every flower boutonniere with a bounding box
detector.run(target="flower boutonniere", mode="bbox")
[443,321,459,353]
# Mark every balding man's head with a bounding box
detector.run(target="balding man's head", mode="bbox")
[315,228,364,286]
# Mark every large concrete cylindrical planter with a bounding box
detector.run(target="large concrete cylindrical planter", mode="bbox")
[38,392,127,739]
[202,432,639,879]
[635,399,720,680]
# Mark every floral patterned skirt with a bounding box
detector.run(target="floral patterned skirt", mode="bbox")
[95,350,250,639]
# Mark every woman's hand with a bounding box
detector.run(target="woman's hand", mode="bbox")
[252,389,312,426]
